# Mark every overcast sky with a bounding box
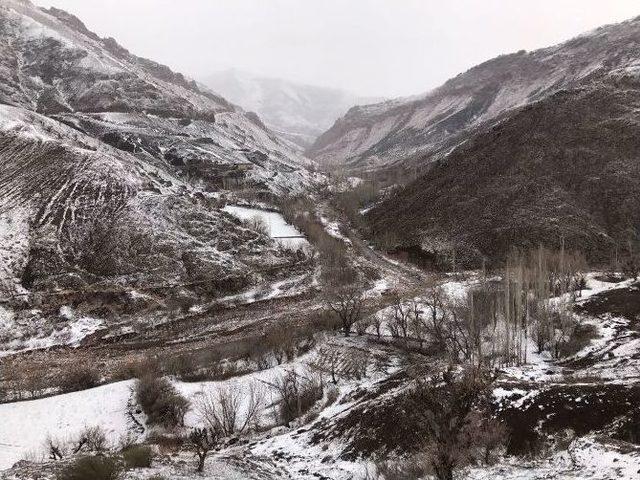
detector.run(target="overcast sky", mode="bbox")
[36,0,640,98]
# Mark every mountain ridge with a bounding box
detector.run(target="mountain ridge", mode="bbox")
[308,14,640,173]
[0,0,318,302]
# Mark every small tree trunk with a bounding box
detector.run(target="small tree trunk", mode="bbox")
[197,453,206,472]
[342,323,350,336]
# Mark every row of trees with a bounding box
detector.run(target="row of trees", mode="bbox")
[322,245,590,369]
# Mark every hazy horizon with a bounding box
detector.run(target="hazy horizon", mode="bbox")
[35,0,640,98]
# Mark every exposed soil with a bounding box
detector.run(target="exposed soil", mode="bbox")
[497,383,640,455]
[576,283,640,322]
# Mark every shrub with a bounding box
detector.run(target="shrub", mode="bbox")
[122,445,154,469]
[60,365,100,393]
[114,357,161,381]
[57,455,120,480]
[243,215,269,236]
[163,355,198,380]
[196,382,264,436]
[146,432,185,453]
[271,370,324,426]
[135,375,190,428]
[373,456,429,480]
[77,425,108,453]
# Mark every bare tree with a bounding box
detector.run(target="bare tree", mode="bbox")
[244,215,269,236]
[262,369,324,427]
[196,383,264,437]
[388,293,411,340]
[325,284,365,336]
[308,345,342,385]
[423,287,449,351]
[409,299,428,349]
[371,314,383,339]
[188,427,218,472]
[410,367,503,480]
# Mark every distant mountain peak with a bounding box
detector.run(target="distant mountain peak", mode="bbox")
[203,69,382,149]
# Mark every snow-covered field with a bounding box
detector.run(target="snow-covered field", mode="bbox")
[223,205,308,249]
[0,381,135,469]
[0,337,386,473]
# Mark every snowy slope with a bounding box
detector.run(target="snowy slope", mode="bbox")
[0,0,321,307]
[0,380,135,469]
[0,0,318,194]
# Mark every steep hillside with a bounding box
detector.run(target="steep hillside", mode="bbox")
[205,69,379,149]
[308,15,640,173]
[0,0,317,304]
[367,77,640,265]
[0,0,316,194]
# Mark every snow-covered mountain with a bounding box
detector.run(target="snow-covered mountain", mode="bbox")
[308,15,640,172]
[0,0,318,300]
[361,15,640,264]
[204,69,380,149]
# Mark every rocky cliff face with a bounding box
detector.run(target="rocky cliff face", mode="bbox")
[308,15,640,173]
[0,0,317,301]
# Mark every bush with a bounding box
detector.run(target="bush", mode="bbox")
[146,431,185,453]
[163,355,198,380]
[135,375,190,428]
[244,215,269,236]
[272,370,324,426]
[122,445,154,469]
[373,456,429,480]
[60,365,100,393]
[77,425,108,453]
[57,455,120,480]
[114,357,161,381]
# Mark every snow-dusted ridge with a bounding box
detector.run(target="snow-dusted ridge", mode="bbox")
[308,13,640,172]
[0,0,322,306]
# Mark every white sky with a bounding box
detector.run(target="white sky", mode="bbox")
[35,0,640,98]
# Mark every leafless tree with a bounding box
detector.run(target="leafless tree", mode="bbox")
[325,284,365,336]
[387,293,411,340]
[244,215,269,236]
[371,314,383,339]
[410,367,503,480]
[196,383,264,437]
[308,345,342,385]
[423,287,449,351]
[265,326,296,365]
[408,299,428,349]
[188,427,219,472]
[262,369,324,427]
